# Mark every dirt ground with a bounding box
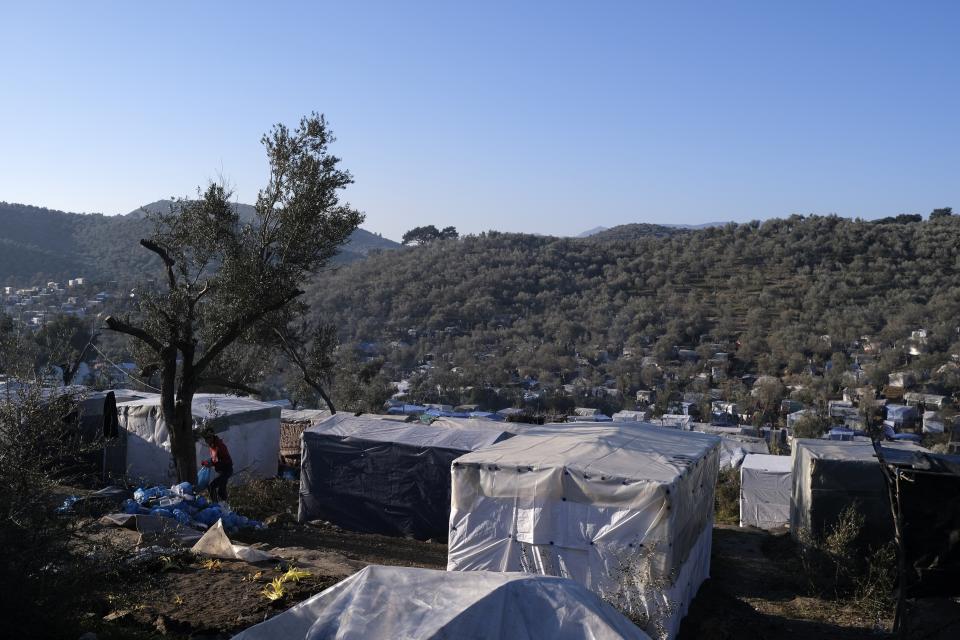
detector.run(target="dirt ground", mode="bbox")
[679,525,960,640]
[72,494,958,639]
[78,517,449,640]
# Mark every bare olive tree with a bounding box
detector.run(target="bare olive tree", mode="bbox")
[105,114,361,482]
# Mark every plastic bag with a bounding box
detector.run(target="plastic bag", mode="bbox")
[196,465,213,491]
[171,481,193,497]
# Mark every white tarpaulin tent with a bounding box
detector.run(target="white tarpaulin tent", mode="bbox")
[231,565,650,640]
[116,394,281,484]
[740,454,792,530]
[447,422,720,640]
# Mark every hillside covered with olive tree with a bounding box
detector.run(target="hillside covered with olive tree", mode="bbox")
[305,212,960,412]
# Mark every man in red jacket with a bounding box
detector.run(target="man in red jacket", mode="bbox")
[201,429,234,503]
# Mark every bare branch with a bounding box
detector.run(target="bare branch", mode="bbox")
[140,239,177,291]
[103,315,163,353]
[274,326,337,413]
[197,376,262,396]
[190,281,211,306]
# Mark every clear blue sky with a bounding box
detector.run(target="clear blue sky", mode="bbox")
[1,1,957,240]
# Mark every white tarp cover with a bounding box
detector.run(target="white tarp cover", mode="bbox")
[116,394,281,485]
[739,454,792,529]
[191,519,273,563]
[231,565,650,640]
[790,439,924,545]
[305,413,510,450]
[429,416,515,433]
[717,435,769,470]
[448,423,720,640]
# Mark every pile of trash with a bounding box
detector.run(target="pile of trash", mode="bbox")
[120,482,264,532]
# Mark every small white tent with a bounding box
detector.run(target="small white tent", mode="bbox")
[739,454,792,530]
[231,565,650,640]
[448,422,720,640]
[116,394,281,484]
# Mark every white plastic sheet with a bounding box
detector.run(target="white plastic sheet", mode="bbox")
[231,565,650,640]
[717,435,769,470]
[739,454,792,529]
[191,520,273,563]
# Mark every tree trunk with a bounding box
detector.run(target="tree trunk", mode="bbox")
[170,388,198,484]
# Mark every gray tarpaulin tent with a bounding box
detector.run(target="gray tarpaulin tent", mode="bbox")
[790,439,924,545]
[740,453,792,529]
[447,422,720,640]
[231,565,650,640]
[298,414,512,540]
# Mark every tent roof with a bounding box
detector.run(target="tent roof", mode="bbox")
[429,416,514,432]
[454,422,719,484]
[306,413,511,451]
[741,453,793,473]
[232,565,649,640]
[793,439,925,463]
[117,393,278,416]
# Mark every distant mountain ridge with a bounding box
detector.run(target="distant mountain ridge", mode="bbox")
[130,200,399,256]
[575,221,729,240]
[0,200,399,285]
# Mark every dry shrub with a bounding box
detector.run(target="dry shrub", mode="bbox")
[714,466,740,525]
[603,542,678,640]
[798,504,895,623]
[0,383,123,636]
[229,477,299,520]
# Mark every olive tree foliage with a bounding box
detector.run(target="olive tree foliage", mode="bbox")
[401,224,458,245]
[105,114,362,482]
[34,314,96,386]
[0,312,36,378]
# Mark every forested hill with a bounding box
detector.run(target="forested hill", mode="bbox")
[307,214,960,388]
[0,201,399,284]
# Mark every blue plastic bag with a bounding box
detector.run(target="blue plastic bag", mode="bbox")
[196,465,213,491]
